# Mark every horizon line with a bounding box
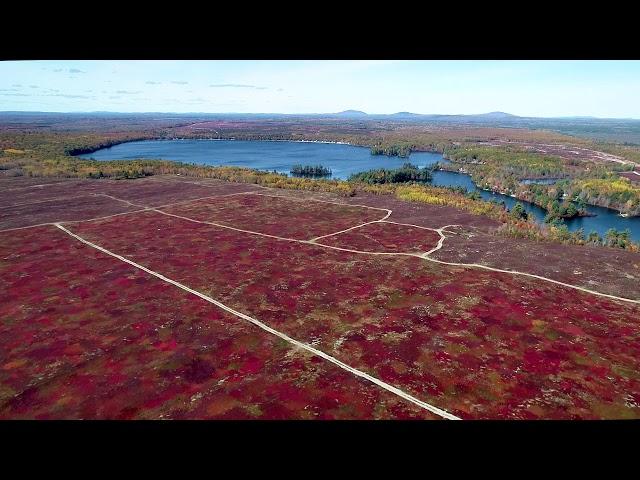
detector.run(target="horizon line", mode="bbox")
[0,110,639,121]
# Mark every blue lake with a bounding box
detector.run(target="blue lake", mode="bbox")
[80,139,640,241]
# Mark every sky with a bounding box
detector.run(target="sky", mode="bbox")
[1,60,639,118]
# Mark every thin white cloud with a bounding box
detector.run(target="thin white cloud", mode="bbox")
[209,83,267,90]
[3,92,95,99]
[50,94,93,99]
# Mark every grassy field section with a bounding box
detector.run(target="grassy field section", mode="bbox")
[97,177,263,207]
[0,176,263,211]
[315,221,442,254]
[0,226,437,419]
[0,179,107,207]
[68,210,640,419]
[161,193,387,240]
[0,195,140,231]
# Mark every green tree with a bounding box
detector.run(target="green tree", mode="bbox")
[565,202,578,218]
[587,231,602,245]
[510,202,528,221]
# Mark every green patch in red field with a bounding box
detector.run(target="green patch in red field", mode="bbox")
[67,210,640,419]
[316,221,441,253]
[160,193,386,240]
[0,226,436,419]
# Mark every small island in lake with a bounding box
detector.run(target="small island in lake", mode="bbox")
[290,164,333,178]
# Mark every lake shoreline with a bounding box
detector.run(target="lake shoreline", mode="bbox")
[77,138,640,240]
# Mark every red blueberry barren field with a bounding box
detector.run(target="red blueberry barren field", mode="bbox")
[1,176,639,420]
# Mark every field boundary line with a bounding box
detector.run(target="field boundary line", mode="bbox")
[424,255,640,304]
[153,209,424,258]
[248,191,393,214]
[420,227,640,304]
[0,191,260,233]
[152,209,640,304]
[422,225,461,256]
[93,193,146,208]
[0,181,70,193]
[155,210,312,243]
[152,190,260,209]
[309,210,392,242]
[382,219,459,234]
[54,222,460,420]
[0,222,60,233]
[94,191,262,210]
[147,176,271,191]
[306,241,423,258]
[62,208,152,224]
[2,194,98,209]
[0,209,153,233]
[309,220,385,242]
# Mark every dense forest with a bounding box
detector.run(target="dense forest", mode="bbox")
[370,143,412,157]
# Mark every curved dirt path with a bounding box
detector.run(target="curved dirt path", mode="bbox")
[150,206,640,305]
[14,187,635,305]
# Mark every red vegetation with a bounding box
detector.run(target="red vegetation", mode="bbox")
[316,221,441,253]
[343,192,500,231]
[0,226,435,419]
[3,176,640,419]
[0,177,261,210]
[0,177,264,231]
[161,193,385,240]
[67,210,640,419]
[96,178,261,207]
[620,172,640,184]
[432,229,640,300]
[0,195,138,230]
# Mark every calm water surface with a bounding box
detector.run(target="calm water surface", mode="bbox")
[81,139,640,241]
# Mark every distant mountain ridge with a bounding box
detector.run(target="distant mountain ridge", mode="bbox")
[3,110,640,123]
[331,110,522,120]
[335,110,368,117]
[473,111,519,119]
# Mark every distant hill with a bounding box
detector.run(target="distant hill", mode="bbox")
[472,111,519,119]
[335,110,368,117]
[332,110,521,122]
[390,112,423,118]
